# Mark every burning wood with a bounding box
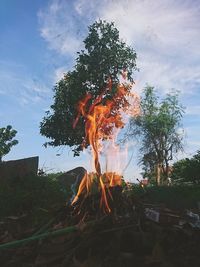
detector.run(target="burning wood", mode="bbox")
[72,76,140,213]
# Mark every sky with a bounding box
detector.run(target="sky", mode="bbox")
[1,0,200,181]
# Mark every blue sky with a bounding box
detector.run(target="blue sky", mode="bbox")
[1,0,200,181]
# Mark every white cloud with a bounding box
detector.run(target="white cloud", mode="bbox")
[183,126,200,153]
[54,66,67,83]
[99,0,200,94]
[185,126,200,136]
[188,140,200,147]
[39,0,200,95]
[186,105,200,115]
[38,0,110,56]
[0,63,50,106]
[38,0,88,55]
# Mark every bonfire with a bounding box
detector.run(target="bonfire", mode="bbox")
[72,74,140,215]
[1,81,200,266]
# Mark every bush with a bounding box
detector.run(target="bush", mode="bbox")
[0,173,68,227]
[131,185,200,210]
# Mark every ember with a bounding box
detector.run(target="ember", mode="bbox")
[72,76,140,213]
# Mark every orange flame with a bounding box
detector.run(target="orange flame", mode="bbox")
[71,172,92,205]
[72,77,140,213]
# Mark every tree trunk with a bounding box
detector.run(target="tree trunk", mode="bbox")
[156,163,161,186]
[162,161,170,185]
[165,163,169,184]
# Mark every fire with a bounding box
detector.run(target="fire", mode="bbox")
[72,77,140,213]
[71,172,92,205]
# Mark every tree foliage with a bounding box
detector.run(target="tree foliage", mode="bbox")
[171,151,200,184]
[126,86,185,185]
[0,125,18,162]
[40,20,137,156]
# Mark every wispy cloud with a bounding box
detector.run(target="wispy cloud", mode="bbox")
[186,105,200,115]
[99,0,200,94]
[38,0,87,55]
[183,126,200,154]
[53,66,67,83]
[38,0,200,95]
[188,140,200,147]
[38,0,107,56]
[0,61,49,106]
[185,126,200,137]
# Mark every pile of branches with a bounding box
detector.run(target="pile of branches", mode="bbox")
[1,186,200,267]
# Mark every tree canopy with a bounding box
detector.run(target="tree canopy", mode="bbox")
[171,151,200,184]
[40,20,137,156]
[125,86,185,185]
[0,125,18,162]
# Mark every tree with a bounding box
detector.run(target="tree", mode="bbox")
[126,86,185,185]
[140,151,157,183]
[171,151,200,184]
[40,20,137,156]
[0,125,18,162]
